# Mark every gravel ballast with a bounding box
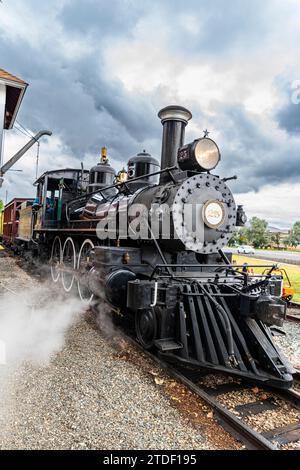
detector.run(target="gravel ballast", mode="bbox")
[274,311,300,369]
[0,320,210,450]
[0,252,240,450]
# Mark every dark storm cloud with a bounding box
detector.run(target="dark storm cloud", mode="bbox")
[0,0,277,162]
[0,0,300,197]
[277,104,300,134]
[199,103,300,193]
[59,0,143,35]
[59,0,269,55]
[153,0,274,57]
[0,30,160,162]
[275,80,300,135]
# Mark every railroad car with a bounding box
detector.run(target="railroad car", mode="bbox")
[2,198,33,247]
[10,105,295,389]
[0,209,3,242]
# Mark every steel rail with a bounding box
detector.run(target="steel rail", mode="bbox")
[3,249,297,450]
[289,301,300,310]
[285,386,300,404]
[124,335,277,450]
[286,302,300,323]
[121,328,300,450]
[286,301,300,323]
[286,313,300,323]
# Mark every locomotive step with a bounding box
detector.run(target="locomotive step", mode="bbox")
[154,339,183,352]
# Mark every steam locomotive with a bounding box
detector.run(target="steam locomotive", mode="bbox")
[10,105,294,389]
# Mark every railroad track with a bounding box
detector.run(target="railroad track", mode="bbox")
[287,302,300,323]
[3,254,299,451]
[126,335,300,450]
[286,315,300,323]
[2,284,299,450]
[289,301,300,309]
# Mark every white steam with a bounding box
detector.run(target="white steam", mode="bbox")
[0,285,85,366]
[93,300,118,339]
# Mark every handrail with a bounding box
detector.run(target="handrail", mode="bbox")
[150,263,277,280]
[65,165,178,208]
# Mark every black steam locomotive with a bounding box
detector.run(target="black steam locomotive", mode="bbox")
[14,105,294,389]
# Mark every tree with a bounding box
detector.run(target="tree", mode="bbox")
[228,227,249,246]
[238,227,249,245]
[246,217,269,249]
[286,221,300,248]
[0,199,3,212]
[293,221,300,241]
[228,230,239,247]
[271,232,281,249]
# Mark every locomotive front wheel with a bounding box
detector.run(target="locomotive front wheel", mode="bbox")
[77,239,95,303]
[50,236,62,283]
[62,237,77,292]
[135,309,157,350]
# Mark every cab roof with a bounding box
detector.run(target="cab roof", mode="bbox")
[34,168,89,186]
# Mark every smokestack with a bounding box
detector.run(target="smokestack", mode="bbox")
[158,105,192,183]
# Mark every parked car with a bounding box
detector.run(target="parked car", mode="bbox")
[237,245,255,254]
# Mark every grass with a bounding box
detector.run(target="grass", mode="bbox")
[232,254,300,303]
[256,248,300,252]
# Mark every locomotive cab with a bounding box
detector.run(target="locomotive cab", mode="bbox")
[33,168,90,228]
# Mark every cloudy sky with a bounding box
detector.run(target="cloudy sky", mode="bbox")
[0,0,300,228]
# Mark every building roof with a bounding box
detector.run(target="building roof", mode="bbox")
[0,68,28,130]
[0,69,28,87]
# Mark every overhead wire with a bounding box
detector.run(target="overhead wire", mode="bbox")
[15,119,34,139]
[14,125,31,139]
[36,141,40,179]
[11,122,43,179]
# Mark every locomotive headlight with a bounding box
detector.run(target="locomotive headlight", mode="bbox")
[194,139,220,170]
[178,137,221,172]
[203,200,225,229]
